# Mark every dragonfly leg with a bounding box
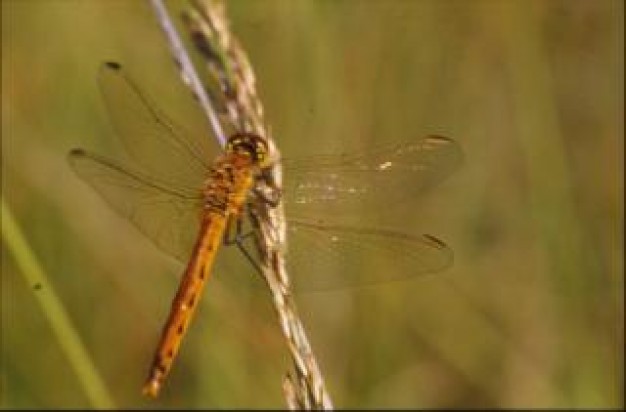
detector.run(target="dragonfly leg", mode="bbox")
[223,215,264,276]
[223,214,254,245]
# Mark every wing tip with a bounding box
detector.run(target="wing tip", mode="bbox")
[422,233,455,268]
[423,134,465,168]
[103,61,122,71]
[425,134,454,143]
[68,147,86,156]
[421,233,448,249]
[67,148,89,164]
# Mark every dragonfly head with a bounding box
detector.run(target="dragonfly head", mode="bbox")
[226,133,272,168]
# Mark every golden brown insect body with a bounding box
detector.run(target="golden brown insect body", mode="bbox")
[142,133,269,397]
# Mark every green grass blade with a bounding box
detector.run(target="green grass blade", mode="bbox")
[1,198,115,408]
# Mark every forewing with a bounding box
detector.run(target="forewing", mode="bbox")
[283,135,463,216]
[68,148,203,262]
[98,61,213,192]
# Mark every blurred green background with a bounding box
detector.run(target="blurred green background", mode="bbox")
[2,0,623,408]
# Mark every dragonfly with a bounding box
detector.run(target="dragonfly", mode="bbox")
[68,61,463,398]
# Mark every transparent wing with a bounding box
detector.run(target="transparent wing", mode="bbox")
[286,218,454,292]
[67,147,455,290]
[68,148,203,262]
[73,62,461,290]
[282,135,463,216]
[98,61,213,192]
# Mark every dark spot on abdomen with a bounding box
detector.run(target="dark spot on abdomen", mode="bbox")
[156,362,167,373]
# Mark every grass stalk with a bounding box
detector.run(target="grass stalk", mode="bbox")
[149,0,333,408]
[1,198,115,408]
